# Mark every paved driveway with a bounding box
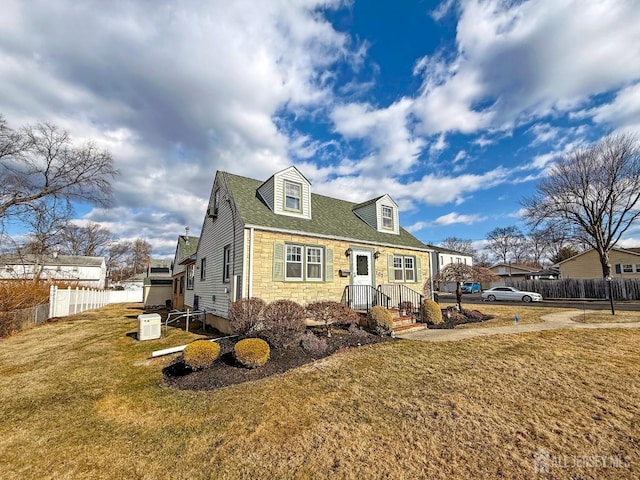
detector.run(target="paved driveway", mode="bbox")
[395,310,640,342]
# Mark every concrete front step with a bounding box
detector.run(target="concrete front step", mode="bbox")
[392,317,417,328]
[393,323,428,334]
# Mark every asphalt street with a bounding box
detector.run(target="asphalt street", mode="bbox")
[436,292,640,312]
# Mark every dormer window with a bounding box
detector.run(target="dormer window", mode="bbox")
[382,206,394,230]
[284,181,302,212]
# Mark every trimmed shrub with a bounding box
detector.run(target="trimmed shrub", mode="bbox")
[305,301,359,337]
[300,331,328,355]
[366,306,393,336]
[228,297,266,335]
[234,338,270,368]
[422,298,443,325]
[261,299,305,348]
[183,340,221,370]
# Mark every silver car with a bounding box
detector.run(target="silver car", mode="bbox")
[481,286,542,303]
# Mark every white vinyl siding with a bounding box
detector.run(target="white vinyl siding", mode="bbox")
[260,166,311,219]
[190,172,245,316]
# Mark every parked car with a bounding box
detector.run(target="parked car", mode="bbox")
[460,281,481,293]
[481,286,542,303]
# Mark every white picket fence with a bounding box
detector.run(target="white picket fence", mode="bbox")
[49,285,143,319]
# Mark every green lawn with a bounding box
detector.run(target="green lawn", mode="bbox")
[0,303,638,479]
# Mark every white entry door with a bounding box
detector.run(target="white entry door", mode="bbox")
[351,250,373,309]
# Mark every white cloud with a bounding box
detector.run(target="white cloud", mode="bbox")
[433,212,487,226]
[413,0,640,135]
[573,81,640,134]
[331,98,426,174]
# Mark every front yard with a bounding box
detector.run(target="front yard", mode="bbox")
[0,303,638,479]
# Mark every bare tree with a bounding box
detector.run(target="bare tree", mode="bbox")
[0,116,117,225]
[522,134,640,278]
[57,222,113,257]
[439,236,476,256]
[485,226,524,263]
[437,263,498,310]
[106,238,152,282]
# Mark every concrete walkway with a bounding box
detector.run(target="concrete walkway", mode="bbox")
[395,310,640,342]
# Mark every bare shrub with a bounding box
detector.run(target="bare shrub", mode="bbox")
[0,280,51,337]
[228,297,266,336]
[348,322,369,338]
[261,299,305,348]
[300,331,328,355]
[305,301,359,337]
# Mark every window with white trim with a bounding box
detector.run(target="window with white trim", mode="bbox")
[186,264,194,289]
[382,205,394,229]
[223,245,231,282]
[200,258,206,280]
[623,264,633,273]
[393,256,404,281]
[393,255,416,282]
[306,247,323,281]
[285,244,323,281]
[286,245,303,280]
[404,257,415,282]
[284,181,302,211]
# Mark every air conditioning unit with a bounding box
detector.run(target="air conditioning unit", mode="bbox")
[207,206,218,219]
[138,313,161,341]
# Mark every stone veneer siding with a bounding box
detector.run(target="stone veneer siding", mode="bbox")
[246,229,430,305]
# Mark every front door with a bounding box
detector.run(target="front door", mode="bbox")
[351,250,373,309]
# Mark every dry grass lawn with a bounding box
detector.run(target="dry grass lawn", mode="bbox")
[572,310,640,324]
[455,304,565,328]
[1,303,638,479]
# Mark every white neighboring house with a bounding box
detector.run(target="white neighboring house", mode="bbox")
[426,245,474,293]
[0,253,107,288]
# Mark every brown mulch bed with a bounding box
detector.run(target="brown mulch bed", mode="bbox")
[428,308,494,329]
[163,327,393,391]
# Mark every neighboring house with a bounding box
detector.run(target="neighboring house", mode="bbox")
[426,245,474,293]
[143,259,173,307]
[187,166,432,333]
[171,234,199,311]
[487,263,542,288]
[555,247,640,279]
[0,253,106,288]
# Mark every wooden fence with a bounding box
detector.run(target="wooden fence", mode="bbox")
[507,278,640,300]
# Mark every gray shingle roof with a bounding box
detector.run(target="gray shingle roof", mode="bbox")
[222,172,429,250]
[0,254,104,267]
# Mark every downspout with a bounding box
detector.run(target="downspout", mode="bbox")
[248,227,254,298]
[429,252,435,301]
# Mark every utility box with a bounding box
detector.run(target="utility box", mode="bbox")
[138,313,161,341]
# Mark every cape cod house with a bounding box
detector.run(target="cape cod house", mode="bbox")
[186,166,432,333]
[171,233,199,310]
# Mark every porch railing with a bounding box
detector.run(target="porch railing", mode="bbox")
[341,285,391,312]
[377,284,425,321]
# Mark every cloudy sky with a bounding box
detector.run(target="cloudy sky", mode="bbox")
[2,0,640,257]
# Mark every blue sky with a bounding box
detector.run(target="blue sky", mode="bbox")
[2,0,640,257]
